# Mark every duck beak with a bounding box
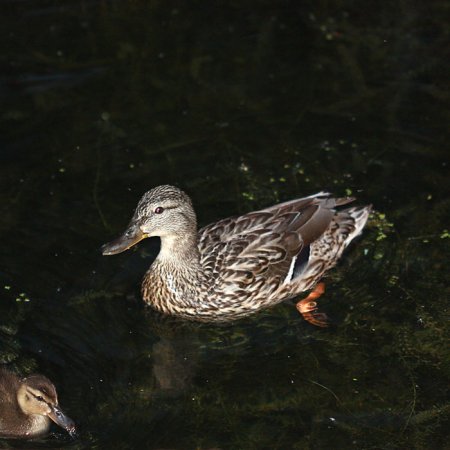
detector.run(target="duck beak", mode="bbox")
[101,222,147,255]
[49,404,77,438]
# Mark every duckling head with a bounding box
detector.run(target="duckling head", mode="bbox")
[17,374,77,438]
[102,185,198,255]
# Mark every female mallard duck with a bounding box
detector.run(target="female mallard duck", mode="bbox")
[102,185,370,326]
[0,367,76,439]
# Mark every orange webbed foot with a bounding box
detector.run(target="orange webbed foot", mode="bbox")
[295,282,329,327]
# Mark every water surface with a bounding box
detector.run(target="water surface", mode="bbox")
[0,1,449,449]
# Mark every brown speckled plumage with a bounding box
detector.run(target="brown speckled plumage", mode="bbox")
[102,185,371,322]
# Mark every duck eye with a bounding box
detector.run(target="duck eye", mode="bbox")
[36,396,44,402]
[154,206,164,214]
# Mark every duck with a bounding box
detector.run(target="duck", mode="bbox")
[102,185,371,326]
[0,367,76,439]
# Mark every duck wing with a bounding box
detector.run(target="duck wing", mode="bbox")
[198,193,354,291]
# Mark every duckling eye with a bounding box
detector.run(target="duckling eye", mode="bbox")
[36,396,44,402]
[154,207,164,214]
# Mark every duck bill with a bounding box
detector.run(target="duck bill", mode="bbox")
[101,223,146,255]
[49,405,77,438]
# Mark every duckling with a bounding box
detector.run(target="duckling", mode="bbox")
[0,367,76,439]
[102,185,371,325]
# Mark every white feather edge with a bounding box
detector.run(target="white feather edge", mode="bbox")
[283,255,298,284]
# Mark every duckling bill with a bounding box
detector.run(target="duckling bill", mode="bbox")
[0,367,76,439]
[102,185,371,324]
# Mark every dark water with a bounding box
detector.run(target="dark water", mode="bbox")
[1,1,449,449]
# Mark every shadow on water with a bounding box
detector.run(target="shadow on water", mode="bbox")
[0,0,449,449]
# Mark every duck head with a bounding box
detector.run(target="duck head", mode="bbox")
[18,374,77,438]
[102,185,197,255]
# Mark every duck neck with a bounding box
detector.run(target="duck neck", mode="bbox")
[143,231,208,314]
[157,232,202,269]
[23,414,50,437]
